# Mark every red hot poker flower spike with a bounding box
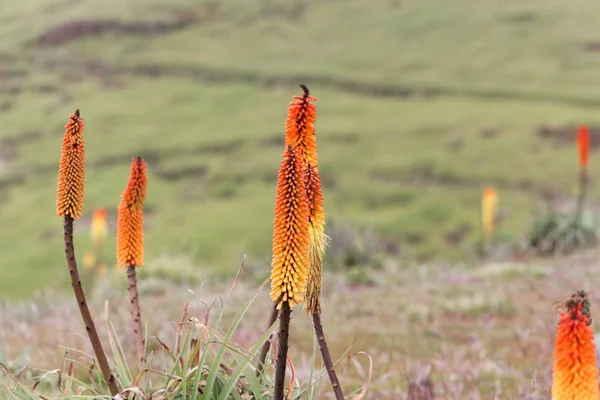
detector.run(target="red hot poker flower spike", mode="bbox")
[117,157,148,268]
[551,290,599,400]
[56,109,85,219]
[578,125,590,168]
[285,85,318,168]
[270,146,310,310]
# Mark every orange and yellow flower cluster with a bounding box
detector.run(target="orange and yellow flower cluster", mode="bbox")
[56,110,85,219]
[551,290,599,400]
[270,86,327,312]
[117,157,148,268]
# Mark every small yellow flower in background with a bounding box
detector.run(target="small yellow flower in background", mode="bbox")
[551,290,599,400]
[481,186,498,238]
[83,252,96,270]
[117,157,148,268]
[56,109,85,219]
[90,208,108,247]
[270,145,310,310]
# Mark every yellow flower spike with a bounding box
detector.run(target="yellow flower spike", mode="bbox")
[90,208,108,247]
[270,145,310,310]
[481,186,498,238]
[305,163,328,315]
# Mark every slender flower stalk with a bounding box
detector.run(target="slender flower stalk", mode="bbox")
[551,290,599,400]
[481,186,498,239]
[576,125,590,221]
[56,110,118,396]
[270,145,309,400]
[117,156,148,367]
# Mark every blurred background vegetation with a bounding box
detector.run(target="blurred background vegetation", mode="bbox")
[2,0,600,298]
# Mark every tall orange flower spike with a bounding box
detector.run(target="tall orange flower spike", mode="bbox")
[481,186,498,238]
[56,109,85,219]
[285,84,318,168]
[270,145,310,310]
[578,125,590,168]
[305,164,327,315]
[117,157,147,268]
[551,290,599,400]
[90,208,108,247]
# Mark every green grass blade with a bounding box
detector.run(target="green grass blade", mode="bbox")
[217,321,278,400]
[190,310,225,400]
[305,332,318,400]
[202,279,269,400]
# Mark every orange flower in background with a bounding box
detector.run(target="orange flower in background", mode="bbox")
[117,157,147,268]
[481,186,498,238]
[83,252,96,270]
[285,84,318,168]
[305,164,327,315]
[270,146,310,310]
[578,125,590,168]
[90,208,108,247]
[56,109,85,219]
[551,290,599,400]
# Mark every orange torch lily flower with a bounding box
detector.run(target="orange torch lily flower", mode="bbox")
[56,109,85,219]
[578,125,590,168]
[551,290,599,400]
[285,84,318,168]
[117,157,147,268]
[481,186,498,239]
[270,145,310,310]
[284,85,327,315]
[90,208,108,247]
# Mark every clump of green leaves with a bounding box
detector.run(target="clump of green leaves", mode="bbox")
[527,209,597,256]
[0,279,349,399]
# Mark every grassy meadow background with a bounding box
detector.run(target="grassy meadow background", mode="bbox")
[2,0,600,397]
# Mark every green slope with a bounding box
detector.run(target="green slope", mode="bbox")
[1,0,600,297]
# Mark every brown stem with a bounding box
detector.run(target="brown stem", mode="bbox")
[63,216,119,396]
[127,265,145,367]
[575,168,588,222]
[273,302,291,400]
[256,302,279,377]
[313,312,344,400]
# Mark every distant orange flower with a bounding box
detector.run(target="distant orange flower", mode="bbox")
[305,164,327,314]
[56,109,85,219]
[578,125,590,168]
[117,157,147,268]
[285,85,318,168]
[90,208,108,246]
[481,186,498,238]
[551,290,599,400]
[270,146,310,310]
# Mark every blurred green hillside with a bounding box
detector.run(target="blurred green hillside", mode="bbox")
[2,0,600,298]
